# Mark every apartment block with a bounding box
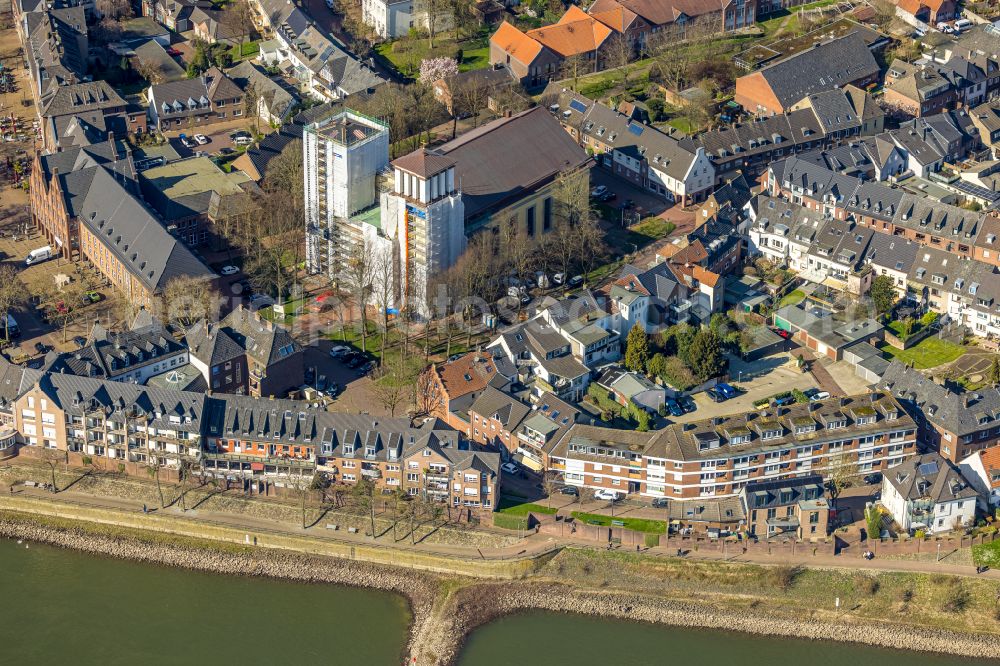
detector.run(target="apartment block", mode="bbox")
[548,392,917,500]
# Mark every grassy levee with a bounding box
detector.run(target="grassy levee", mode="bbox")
[0,494,552,580]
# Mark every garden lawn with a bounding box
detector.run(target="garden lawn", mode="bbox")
[497,497,558,516]
[878,337,967,370]
[571,511,666,534]
[778,289,806,307]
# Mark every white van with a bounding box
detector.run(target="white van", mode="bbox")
[25,246,52,266]
[953,18,972,31]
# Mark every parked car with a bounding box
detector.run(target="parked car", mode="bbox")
[599,191,617,202]
[652,497,669,508]
[507,286,525,299]
[519,294,532,305]
[357,362,374,375]
[590,185,608,198]
[165,47,182,56]
[315,375,327,391]
[665,398,684,417]
[193,134,209,145]
[72,336,87,347]
[34,342,48,355]
[558,485,579,496]
[500,462,520,475]
[231,133,254,146]
[219,147,235,156]
[594,489,622,501]
[219,265,239,276]
[775,328,790,339]
[180,136,194,148]
[553,273,566,285]
[678,395,696,413]
[329,345,350,357]
[809,391,830,402]
[864,472,883,485]
[706,388,725,403]
[716,383,738,399]
[568,275,584,287]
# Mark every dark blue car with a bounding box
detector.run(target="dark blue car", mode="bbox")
[716,383,738,399]
[665,398,684,417]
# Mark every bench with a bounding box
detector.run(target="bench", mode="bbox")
[347,527,358,534]
[325,524,339,531]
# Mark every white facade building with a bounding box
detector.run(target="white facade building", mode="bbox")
[379,153,466,317]
[880,454,978,535]
[304,110,390,279]
[361,0,454,39]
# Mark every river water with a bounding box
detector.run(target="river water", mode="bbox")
[458,610,992,666]
[1,538,991,666]
[0,538,410,665]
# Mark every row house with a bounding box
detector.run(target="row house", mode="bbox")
[884,60,960,118]
[254,0,384,102]
[904,244,1000,339]
[735,33,880,117]
[768,156,986,259]
[15,372,204,468]
[185,306,304,399]
[3,359,501,511]
[426,351,514,432]
[205,397,498,509]
[146,67,244,132]
[959,446,1000,509]
[685,86,881,183]
[550,90,715,205]
[970,100,1000,158]
[39,81,128,151]
[549,391,917,500]
[43,316,189,385]
[467,387,583,471]
[739,475,829,540]
[882,361,1000,463]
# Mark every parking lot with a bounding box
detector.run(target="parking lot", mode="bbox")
[670,352,819,424]
[0,229,123,359]
[163,118,272,159]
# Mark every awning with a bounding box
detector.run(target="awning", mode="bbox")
[515,453,544,472]
[250,462,265,471]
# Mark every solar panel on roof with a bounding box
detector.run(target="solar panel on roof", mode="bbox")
[917,461,938,476]
[569,99,587,113]
[628,122,644,136]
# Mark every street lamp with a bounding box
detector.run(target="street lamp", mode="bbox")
[937,542,941,562]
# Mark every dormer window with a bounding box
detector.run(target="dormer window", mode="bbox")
[365,446,375,457]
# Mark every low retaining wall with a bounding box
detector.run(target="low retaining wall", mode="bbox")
[0,493,549,580]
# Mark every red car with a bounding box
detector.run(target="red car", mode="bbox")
[775,328,790,339]
[165,47,182,57]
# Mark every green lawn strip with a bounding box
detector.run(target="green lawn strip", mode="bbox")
[778,289,806,307]
[878,338,967,370]
[492,513,529,530]
[496,496,557,516]
[571,511,666,534]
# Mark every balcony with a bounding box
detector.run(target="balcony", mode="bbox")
[361,467,382,479]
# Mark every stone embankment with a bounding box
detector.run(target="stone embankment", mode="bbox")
[412,582,1000,666]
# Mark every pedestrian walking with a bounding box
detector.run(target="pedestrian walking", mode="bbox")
[142,503,147,514]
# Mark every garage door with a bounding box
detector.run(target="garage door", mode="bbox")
[774,316,792,332]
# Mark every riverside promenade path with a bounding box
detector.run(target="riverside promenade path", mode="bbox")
[4,481,1000,581]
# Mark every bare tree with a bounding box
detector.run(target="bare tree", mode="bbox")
[222,0,254,56]
[146,455,166,509]
[604,33,633,85]
[0,265,24,343]
[96,0,133,20]
[162,275,220,328]
[451,78,488,136]
[38,447,65,493]
[243,80,260,135]
[342,237,377,353]
[825,450,860,502]
[371,246,396,363]
[415,367,443,417]
[135,58,165,85]
[352,476,378,539]
[560,53,590,91]
[371,360,411,417]
[39,279,88,343]
[414,0,453,48]
[543,470,562,509]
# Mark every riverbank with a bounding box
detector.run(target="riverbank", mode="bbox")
[2,507,999,665]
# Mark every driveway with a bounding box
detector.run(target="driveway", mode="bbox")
[670,352,819,424]
[590,169,670,220]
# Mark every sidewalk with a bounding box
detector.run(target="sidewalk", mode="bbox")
[6,480,997,580]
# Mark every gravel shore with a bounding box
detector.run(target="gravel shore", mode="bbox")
[3,513,999,666]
